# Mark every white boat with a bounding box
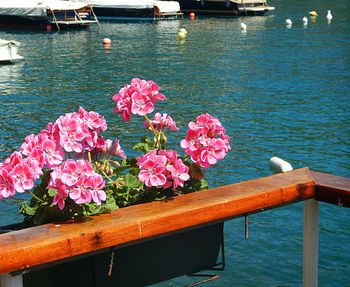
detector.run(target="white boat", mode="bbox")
[0,0,99,31]
[0,39,23,64]
[76,0,183,21]
[154,1,183,19]
[237,0,275,15]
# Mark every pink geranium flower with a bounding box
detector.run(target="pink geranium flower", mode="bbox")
[111,139,126,158]
[159,150,189,189]
[131,93,155,116]
[137,149,190,190]
[78,107,107,132]
[144,113,179,132]
[0,168,15,199]
[91,189,107,205]
[137,149,167,187]
[69,187,92,204]
[12,162,35,193]
[49,159,106,210]
[84,174,106,205]
[112,87,132,121]
[57,114,86,153]
[112,78,166,121]
[41,138,64,168]
[52,186,69,210]
[181,113,231,168]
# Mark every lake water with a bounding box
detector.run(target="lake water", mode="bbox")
[0,0,349,285]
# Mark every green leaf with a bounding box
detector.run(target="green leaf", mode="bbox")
[124,174,143,189]
[48,188,57,197]
[133,136,155,153]
[20,203,37,216]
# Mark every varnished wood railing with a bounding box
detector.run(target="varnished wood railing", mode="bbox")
[0,167,349,279]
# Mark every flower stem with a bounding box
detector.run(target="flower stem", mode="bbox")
[144,115,161,149]
[29,191,44,203]
[102,171,113,182]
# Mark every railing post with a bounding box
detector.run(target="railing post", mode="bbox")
[303,199,318,287]
[0,273,23,287]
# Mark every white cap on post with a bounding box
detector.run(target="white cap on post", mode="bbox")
[269,156,293,174]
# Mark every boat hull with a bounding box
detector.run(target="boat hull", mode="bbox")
[90,2,183,21]
[0,15,97,31]
[0,3,98,31]
[92,7,155,21]
[178,0,273,16]
[0,15,49,29]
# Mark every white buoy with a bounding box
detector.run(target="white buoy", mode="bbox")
[285,19,292,25]
[326,10,332,21]
[240,22,247,31]
[302,16,308,25]
[269,157,293,174]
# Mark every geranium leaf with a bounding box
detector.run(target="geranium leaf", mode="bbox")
[48,189,58,197]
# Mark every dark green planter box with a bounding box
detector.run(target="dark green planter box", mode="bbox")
[20,223,224,287]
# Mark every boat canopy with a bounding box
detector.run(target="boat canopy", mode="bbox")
[0,0,91,17]
[0,39,23,63]
[0,39,20,47]
[154,1,181,13]
[77,0,154,9]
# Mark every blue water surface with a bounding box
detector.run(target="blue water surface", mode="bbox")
[0,0,349,286]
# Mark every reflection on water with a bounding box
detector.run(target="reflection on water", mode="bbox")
[0,0,349,285]
[0,63,23,94]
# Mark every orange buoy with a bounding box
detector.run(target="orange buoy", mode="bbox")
[189,12,195,19]
[102,38,112,45]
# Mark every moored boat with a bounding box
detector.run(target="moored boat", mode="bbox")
[0,0,99,31]
[177,0,275,16]
[154,1,183,20]
[77,0,183,21]
[0,39,24,64]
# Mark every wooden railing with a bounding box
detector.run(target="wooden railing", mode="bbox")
[0,167,349,286]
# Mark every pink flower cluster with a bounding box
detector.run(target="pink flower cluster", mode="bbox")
[0,107,127,208]
[180,113,231,168]
[112,78,166,121]
[49,159,105,210]
[0,151,38,199]
[54,107,108,153]
[137,149,189,189]
[144,113,179,132]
